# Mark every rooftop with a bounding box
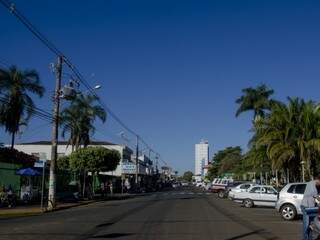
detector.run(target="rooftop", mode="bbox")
[16,140,116,146]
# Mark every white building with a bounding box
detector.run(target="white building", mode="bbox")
[12,140,133,177]
[195,140,209,180]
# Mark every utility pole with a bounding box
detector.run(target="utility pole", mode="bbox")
[301,161,305,182]
[135,135,139,189]
[48,56,63,210]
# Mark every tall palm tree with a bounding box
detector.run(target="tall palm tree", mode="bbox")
[61,94,106,151]
[235,84,275,120]
[0,66,45,148]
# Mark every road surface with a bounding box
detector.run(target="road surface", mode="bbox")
[0,188,301,240]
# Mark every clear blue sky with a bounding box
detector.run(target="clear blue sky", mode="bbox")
[1,0,320,174]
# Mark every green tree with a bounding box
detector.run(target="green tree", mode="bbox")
[68,147,120,173]
[0,66,45,148]
[68,147,120,197]
[235,84,275,120]
[207,146,242,180]
[61,94,106,151]
[182,171,193,182]
[57,155,71,171]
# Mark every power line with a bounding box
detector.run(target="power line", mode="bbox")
[0,96,54,123]
[0,0,166,165]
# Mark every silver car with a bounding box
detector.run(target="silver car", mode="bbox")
[228,183,257,199]
[275,182,307,220]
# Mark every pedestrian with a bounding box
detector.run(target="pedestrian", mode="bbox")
[100,182,105,198]
[302,176,320,208]
[125,179,130,193]
[109,181,113,195]
[7,185,14,208]
[302,176,320,239]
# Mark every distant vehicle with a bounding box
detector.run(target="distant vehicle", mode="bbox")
[181,182,189,187]
[203,182,212,191]
[275,182,307,220]
[233,185,278,208]
[195,181,204,187]
[228,183,257,199]
[172,182,180,188]
[211,178,233,197]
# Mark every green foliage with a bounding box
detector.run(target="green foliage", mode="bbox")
[255,97,320,180]
[60,94,106,150]
[57,155,70,171]
[0,66,45,147]
[182,171,193,182]
[68,147,120,172]
[207,146,242,180]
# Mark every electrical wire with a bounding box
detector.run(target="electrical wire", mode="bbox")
[0,96,54,123]
[0,0,167,166]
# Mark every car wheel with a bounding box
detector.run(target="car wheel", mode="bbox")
[218,190,225,198]
[280,204,297,221]
[243,199,254,208]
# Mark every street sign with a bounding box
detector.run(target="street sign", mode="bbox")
[34,160,46,168]
[122,163,136,174]
[34,153,47,168]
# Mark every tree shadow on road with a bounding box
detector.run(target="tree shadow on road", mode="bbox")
[92,233,134,238]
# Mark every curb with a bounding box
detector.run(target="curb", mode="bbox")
[0,194,140,218]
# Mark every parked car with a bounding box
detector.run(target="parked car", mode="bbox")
[275,182,307,220]
[211,178,233,197]
[228,183,257,199]
[195,181,204,187]
[233,185,278,208]
[216,181,246,198]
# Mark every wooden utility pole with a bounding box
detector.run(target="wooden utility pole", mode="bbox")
[48,56,63,210]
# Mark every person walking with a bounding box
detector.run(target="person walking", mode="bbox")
[109,181,113,195]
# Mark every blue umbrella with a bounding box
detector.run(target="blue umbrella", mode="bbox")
[16,168,40,176]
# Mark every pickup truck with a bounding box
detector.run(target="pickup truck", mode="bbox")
[211,178,233,197]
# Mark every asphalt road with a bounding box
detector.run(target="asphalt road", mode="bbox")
[0,188,301,240]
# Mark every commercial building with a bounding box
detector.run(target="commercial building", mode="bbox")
[195,140,209,180]
[12,141,155,190]
[12,140,133,176]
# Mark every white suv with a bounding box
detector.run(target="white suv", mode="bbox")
[275,183,307,220]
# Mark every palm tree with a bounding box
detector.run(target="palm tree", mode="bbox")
[235,84,275,120]
[255,101,296,182]
[0,66,45,148]
[257,98,320,181]
[61,94,106,151]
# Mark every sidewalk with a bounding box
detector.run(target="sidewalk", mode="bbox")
[0,193,136,218]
